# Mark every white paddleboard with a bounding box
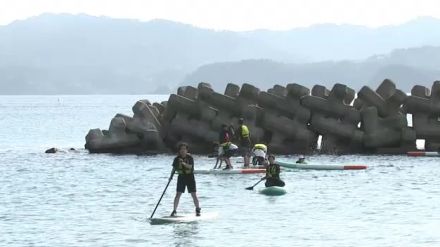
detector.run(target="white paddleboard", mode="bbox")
[194,168,265,174]
[150,212,218,225]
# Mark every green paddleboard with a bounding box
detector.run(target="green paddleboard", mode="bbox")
[259,186,287,196]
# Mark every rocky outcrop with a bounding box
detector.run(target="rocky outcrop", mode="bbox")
[405,81,440,151]
[85,100,166,154]
[355,79,416,153]
[85,79,438,154]
[258,84,317,154]
[301,84,362,153]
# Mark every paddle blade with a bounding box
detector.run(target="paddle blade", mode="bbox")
[245,186,254,190]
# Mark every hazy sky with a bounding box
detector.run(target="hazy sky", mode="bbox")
[1,0,440,30]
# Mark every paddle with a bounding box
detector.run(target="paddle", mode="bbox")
[149,171,174,219]
[245,177,266,190]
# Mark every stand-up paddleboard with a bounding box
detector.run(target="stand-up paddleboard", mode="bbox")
[407,151,440,157]
[238,166,265,169]
[150,212,218,225]
[278,161,367,170]
[259,186,286,196]
[194,168,265,174]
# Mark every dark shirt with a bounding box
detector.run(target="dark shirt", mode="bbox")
[266,163,281,179]
[172,155,194,175]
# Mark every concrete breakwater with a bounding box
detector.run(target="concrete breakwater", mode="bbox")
[84,79,440,154]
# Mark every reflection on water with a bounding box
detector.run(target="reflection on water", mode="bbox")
[173,223,199,247]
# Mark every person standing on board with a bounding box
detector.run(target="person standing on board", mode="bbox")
[237,118,252,167]
[264,154,285,187]
[170,143,201,217]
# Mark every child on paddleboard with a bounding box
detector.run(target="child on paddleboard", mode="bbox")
[251,143,267,166]
[170,143,201,217]
[218,141,239,170]
[264,154,285,187]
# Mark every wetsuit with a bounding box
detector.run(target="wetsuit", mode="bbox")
[172,155,196,193]
[265,163,285,187]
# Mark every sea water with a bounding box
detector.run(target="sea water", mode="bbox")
[0,95,439,247]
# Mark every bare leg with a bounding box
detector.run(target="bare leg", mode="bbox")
[225,158,232,168]
[214,158,219,169]
[173,192,182,211]
[190,192,200,208]
[217,157,224,169]
[244,154,250,167]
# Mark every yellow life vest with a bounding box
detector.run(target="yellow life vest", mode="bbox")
[220,142,231,148]
[175,156,193,175]
[240,125,250,138]
[254,144,267,152]
[221,142,238,151]
[267,164,279,178]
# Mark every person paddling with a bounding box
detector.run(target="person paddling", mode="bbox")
[170,143,201,217]
[264,154,285,187]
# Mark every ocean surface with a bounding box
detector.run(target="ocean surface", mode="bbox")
[0,95,439,247]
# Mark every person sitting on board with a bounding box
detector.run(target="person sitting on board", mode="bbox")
[264,154,285,187]
[296,155,307,164]
[252,143,267,166]
[170,143,201,217]
[218,141,239,170]
[237,118,252,167]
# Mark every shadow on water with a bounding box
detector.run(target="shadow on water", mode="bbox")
[173,223,199,247]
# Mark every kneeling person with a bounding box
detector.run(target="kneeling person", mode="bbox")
[252,143,267,166]
[265,154,285,187]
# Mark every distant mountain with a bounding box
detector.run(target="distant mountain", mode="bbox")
[243,17,440,61]
[1,14,440,94]
[183,46,440,92]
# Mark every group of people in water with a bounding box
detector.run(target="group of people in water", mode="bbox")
[168,118,307,217]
